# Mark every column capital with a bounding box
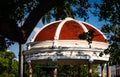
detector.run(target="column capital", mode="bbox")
[89,56,94,63]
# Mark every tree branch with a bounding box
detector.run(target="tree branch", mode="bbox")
[21,0,62,43]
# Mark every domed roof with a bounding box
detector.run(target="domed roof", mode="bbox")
[32,18,106,42]
[25,18,109,64]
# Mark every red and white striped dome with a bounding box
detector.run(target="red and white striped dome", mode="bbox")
[32,18,106,42]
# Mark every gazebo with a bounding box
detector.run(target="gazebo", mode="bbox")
[25,18,110,77]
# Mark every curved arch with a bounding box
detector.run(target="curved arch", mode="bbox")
[32,20,62,42]
[55,18,88,40]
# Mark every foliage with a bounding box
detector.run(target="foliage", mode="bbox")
[0,35,14,52]
[41,0,91,23]
[0,0,91,26]
[0,0,38,24]
[2,0,91,24]
[93,0,120,65]
[79,29,95,48]
[0,51,18,77]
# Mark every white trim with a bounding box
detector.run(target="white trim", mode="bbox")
[28,40,109,50]
[54,18,73,40]
[25,45,106,54]
[25,51,109,62]
[54,18,88,40]
[31,20,62,42]
[81,21,107,40]
[74,20,88,32]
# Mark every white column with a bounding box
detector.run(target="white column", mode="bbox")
[53,57,58,77]
[53,68,57,77]
[28,60,32,77]
[88,56,93,77]
[106,64,111,77]
[101,64,105,77]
